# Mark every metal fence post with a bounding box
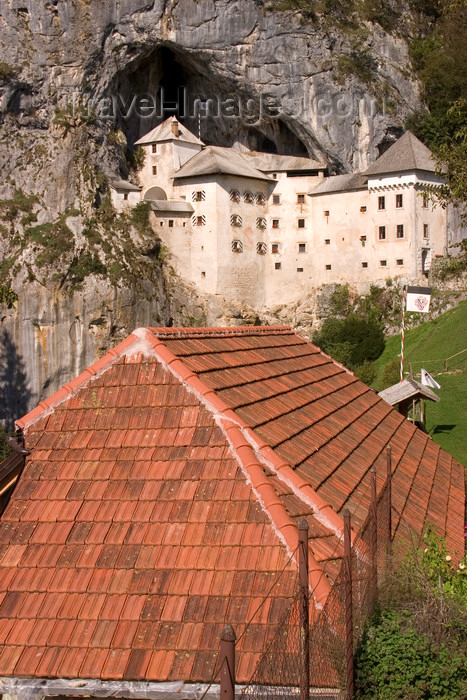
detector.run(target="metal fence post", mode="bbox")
[220,624,236,700]
[344,509,354,700]
[298,518,310,700]
[386,446,392,552]
[370,467,378,606]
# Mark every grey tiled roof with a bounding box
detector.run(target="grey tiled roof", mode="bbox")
[308,173,368,196]
[173,146,273,182]
[365,131,436,176]
[135,117,204,146]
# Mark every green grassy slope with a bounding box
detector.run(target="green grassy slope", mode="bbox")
[373,301,467,467]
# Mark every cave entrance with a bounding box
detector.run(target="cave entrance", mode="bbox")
[113,45,309,157]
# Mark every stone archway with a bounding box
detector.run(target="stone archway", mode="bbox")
[144,186,168,201]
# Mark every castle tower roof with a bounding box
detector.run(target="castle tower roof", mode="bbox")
[134,117,204,147]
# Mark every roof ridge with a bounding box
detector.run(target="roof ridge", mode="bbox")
[137,328,335,608]
[146,325,294,338]
[15,333,141,430]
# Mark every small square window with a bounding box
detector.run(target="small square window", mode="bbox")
[152,165,157,175]
[378,196,385,210]
[272,194,281,205]
[298,243,306,253]
[325,239,330,245]
[379,226,386,240]
[396,259,404,266]
[325,264,331,270]
[297,194,305,204]
[324,210,330,217]
[272,219,280,229]
[272,173,277,179]
[396,194,403,208]
[201,271,206,278]
[297,267,304,272]
[396,224,404,239]
[275,262,282,270]
[380,260,387,267]
[298,219,305,229]
[271,243,279,254]
[152,144,158,154]
[362,262,368,268]
[360,206,367,213]
[423,224,429,239]
[168,220,174,228]
[160,221,164,226]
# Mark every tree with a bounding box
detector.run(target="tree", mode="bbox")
[312,314,385,370]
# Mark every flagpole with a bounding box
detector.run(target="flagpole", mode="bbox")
[400,286,407,382]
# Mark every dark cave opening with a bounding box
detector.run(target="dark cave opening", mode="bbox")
[112,45,309,157]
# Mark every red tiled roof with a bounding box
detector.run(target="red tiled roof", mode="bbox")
[0,326,463,684]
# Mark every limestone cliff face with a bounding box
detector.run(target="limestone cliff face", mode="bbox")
[0,0,424,419]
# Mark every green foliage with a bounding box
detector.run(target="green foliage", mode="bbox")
[380,356,401,388]
[0,189,38,223]
[329,284,351,316]
[126,146,145,172]
[0,286,18,309]
[354,360,377,385]
[0,62,16,82]
[130,201,152,233]
[0,428,12,461]
[431,240,467,280]
[67,252,107,284]
[26,220,74,267]
[355,610,467,699]
[313,314,385,370]
[336,51,377,84]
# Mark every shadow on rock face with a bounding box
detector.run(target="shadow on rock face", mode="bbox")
[0,329,31,431]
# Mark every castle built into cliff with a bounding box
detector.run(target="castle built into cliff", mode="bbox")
[111,117,450,308]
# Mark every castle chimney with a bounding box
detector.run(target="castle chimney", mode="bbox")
[171,119,179,137]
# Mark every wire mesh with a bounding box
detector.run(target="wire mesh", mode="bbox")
[238,469,392,697]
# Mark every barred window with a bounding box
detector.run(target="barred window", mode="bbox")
[256,242,267,255]
[256,217,267,229]
[379,226,386,240]
[230,189,240,203]
[192,215,206,226]
[396,194,403,208]
[256,193,266,205]
[297,194,305,204]
[230,214,242,227]
[396,259,404,266]
[192,190,206,202]
[272,194,281,205]
[231,239,243,253]
[243,191,254,204]
[397,224,404,239]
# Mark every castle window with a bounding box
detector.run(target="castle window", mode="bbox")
[152,144,158,154]
[152,166,157,175]
[275,262,282,270]
[298,219,306,229]
[192,190,206,202]
[272,173,277,179]
[396,259,404,266]
[243,191,254,204]
[379,226,386,240]
[325,264,331,270]
[360,206,367,212]
[272,219,280,229]
[256,193,266,205]
[192,215,206,226]
[297,267,304,272]
[256,217,267,229]
[256,242,267,255]
[324,210,330,217]
[380,260,387,267]
[231,240,243,253]
[423,224,429,239]
[396,224,404,239]
[378,196,385,210]
[123,193,128,201]
[422,193,429,208]
[201,271,206,278]
[272,194,281,205]
[325,239,330,245]
[230,214,242,227]
[297,194,305,204]
[271,243,280,254]
[230,189,240,203]
[396,194,403,208]
[168,220,174,228]
[362,262,368,268]
[298,243,306,253]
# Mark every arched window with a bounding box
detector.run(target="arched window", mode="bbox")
[256,193,266,205]
[256,242,267,255]
[143,186,168,201]
[230,214,242,227]
[230,189,240,203]
[243,191,254,204]
[231,240,243,253]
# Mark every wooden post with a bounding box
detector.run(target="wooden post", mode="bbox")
[386,446,392,551]
[370,467,378,606]
[220,624,236,700]
[344,509,354,700]
[298,518,310,700]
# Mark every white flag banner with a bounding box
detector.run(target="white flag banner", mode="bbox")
[421,368,441,390]
[406,286,432,313]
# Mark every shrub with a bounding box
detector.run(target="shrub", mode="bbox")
[354,360,377,385]
[313,314,385,369]
[26,220,74,267]
[0,286,18,309]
